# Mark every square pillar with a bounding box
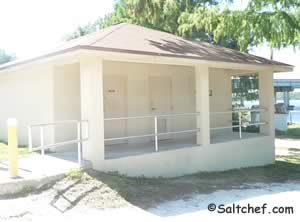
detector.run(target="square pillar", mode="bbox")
[195,65,210,145]
[283,90,289,109]
[259,70,275,137]
[80,57,105,164]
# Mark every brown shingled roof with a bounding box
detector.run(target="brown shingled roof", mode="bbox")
[0,23,293,71]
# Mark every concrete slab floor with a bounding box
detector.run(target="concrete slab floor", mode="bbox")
[105,132,265,159]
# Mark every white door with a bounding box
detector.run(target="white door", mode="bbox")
[149,76,172,140]
[104,76,127,145]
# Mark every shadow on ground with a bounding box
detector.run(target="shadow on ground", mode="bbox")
[86,155,300,209]
[1,155,300,216]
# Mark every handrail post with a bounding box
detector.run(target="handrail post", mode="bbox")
[238,111,242,139]
[85,120,89,140]
[40,126,45,155]
[28,126,32,152]
[77,121,82,167]
[154,116,158,152]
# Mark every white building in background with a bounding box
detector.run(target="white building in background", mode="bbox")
[253,46,300,130]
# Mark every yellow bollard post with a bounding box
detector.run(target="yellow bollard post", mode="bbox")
[7,118,18,178]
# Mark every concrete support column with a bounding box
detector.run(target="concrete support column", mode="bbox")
[195,65,210,145]
[259,70,275,137]
[80,57,105,165]
[283,90,289,109]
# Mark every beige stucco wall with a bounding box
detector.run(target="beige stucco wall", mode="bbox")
[209,68,232,129]
[0,63,82,150]
[0,65,54,146]
[103,61,196,143]
[0,59,237,149]
[80,57,105,163]
[53,63,81,151]
[102,62,234,143]
[100,136,275,177]
[259,70,275,137]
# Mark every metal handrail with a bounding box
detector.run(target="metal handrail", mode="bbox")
[210,122,267,130]
[104,112,200,152]
[104,129,200,142]
[29,119,86,127]
[210,108,268,139]
[28,119,89,166]
[31,138,89,150]
[104,112,200,121]
[210,107,267,115]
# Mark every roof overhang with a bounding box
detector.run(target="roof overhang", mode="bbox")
[0,45,294,73]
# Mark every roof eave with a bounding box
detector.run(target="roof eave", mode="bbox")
[0,45,293,73]
[81,46,294,72]
[0,46,82,72]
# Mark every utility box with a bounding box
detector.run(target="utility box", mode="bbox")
[275,113,289,131]
[274,103,289,131]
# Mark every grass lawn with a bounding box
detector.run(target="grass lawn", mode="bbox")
[276,123,300,139]
[0,142,32,161]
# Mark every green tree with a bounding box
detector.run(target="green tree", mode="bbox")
[0,49,15,65]
[178,0,300,51]
[65,0,300,52]
[65,0,239,49]
[73,0,226,34]
[111,0,223,33]
[232,75,259,106]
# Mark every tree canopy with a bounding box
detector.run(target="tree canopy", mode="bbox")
[232,75,259,106]
[179,0,300,51]
[65,0,300,52]
[0,49,15,65]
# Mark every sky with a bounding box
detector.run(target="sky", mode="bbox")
[0,0,299,79]
[251,46,300,79]
[0,0,113,58]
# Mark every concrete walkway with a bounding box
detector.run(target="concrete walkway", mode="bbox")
[275,138,300,156]
[0,152,91,196]
[275,138,300,149]
[1,181,299,221]
[276,147,300,156]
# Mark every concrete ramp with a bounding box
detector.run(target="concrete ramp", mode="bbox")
[0,152,92,196]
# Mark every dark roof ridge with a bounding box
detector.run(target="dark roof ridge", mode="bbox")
[88,23,128,46]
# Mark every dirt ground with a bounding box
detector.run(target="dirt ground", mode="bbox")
[87,155,300,209]
[2,154,300,213]
[1,155,300,221]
